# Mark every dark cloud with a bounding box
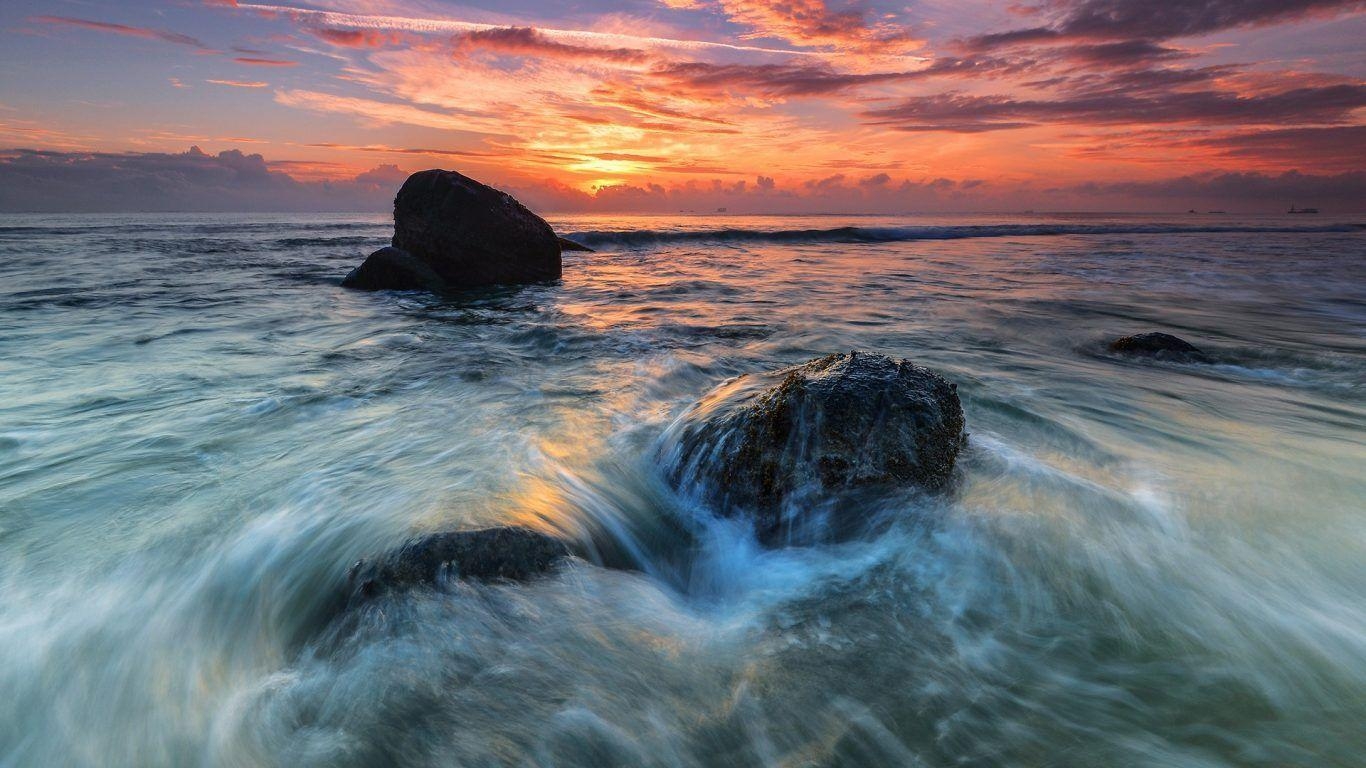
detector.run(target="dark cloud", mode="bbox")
[1190,125,1366,168]
[453,27,649,63]
[648,62,909,97]
[1054,40,1193,67]
[645,53,1043,100]
[1068,169,1366,207]
[864,83,1366,131]
[31,15,209,50]
[233,57,299,67]
[966,0,1366,48]
[0,147,396,212]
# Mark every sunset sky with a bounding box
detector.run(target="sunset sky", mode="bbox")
[1,0,1364,212]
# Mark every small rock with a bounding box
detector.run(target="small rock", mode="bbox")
[664,351,966,543]
[1109,332,1211,362]
[349,526,570,600]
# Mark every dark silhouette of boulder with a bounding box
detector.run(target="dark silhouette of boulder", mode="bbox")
[666,351,966,543]
[1109,332,1211,362]
[341,246,447,291]
[349,526,570,600]
[390,169,561,288]
[557,236,594,252]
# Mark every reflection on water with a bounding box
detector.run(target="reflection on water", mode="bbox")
[0,212,1363,767]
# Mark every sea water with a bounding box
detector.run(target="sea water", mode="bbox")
[1,212,1363,766]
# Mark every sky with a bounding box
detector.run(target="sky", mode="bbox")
[1,0,1364,212]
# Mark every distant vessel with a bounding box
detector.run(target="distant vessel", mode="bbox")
[1288,206,1319,214]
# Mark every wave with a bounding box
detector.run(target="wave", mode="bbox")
[272,236,380,248]
[564,222,1366,249]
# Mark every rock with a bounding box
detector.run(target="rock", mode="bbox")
[557,236,594,252]
[665,351,966,543]
[1109,332,1210,362]
[341,246,447,291]
[349,526,570,600]
[390,169,561,288]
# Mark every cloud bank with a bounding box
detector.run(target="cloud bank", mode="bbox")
[9,0,1365,211]
[2,146,1361,213]
[0,147,394,212]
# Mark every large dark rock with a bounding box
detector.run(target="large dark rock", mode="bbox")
[341,246,447,291]
[390,169,561,288]
[349,526,570,600]
[665,352,966,543]
[1109,332,1210,363]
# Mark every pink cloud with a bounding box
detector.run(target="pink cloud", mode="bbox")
[453,27,651,64]
[309,27,401,49]
[32,15,208,50]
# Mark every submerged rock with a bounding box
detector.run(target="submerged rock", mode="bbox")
[1109,332,1210,362]
[341,246,447,291]
[349,526,570,600]
[557,236,594,252]
[665,351,966,543]
[390,169,561,288]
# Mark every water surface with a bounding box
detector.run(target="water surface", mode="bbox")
[1,212,1363,766]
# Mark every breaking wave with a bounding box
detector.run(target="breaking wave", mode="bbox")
[565,222,1365,249]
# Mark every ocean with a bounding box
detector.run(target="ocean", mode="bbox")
[1,212,1363,767]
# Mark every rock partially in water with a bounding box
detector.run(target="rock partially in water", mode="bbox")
[391,169,561,288]
[341,246,447,291]
[665,351,966,543]
[349,526,570,600]
[1109,332,1211,363]
[557,236,594,252]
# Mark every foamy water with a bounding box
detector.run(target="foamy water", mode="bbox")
[1,212,1363,766]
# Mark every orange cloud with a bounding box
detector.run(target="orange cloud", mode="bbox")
[234,3,820,56]
[234,56,299,66]
[707,0,922,53]
[309,27,402,48]
[207,79,270,88]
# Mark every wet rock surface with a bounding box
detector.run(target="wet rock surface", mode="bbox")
[666,351,966,543]
[349,526,571,600]
[390,169,561,288]
[341,246,447,291]
[1109,332,1211,362]
[340,169,563,292]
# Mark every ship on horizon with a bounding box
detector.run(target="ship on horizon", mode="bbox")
[1288,205,1320,214]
